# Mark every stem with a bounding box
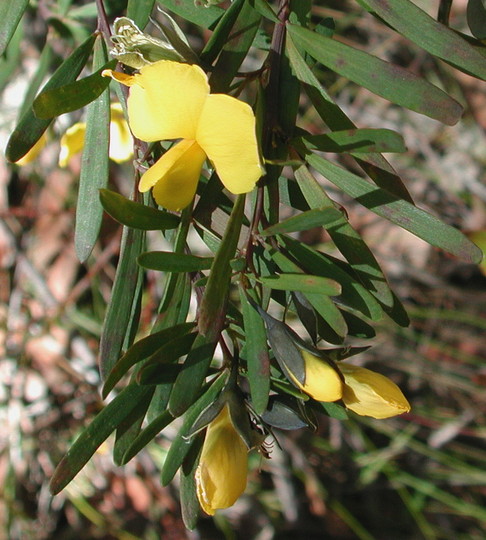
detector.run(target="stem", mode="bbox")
[245,0,291,266]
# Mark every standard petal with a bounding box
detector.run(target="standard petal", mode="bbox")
[289,351,343,402]
[196,94,263,194]
[139,140,206,211]
[59,123,86,167]
[127,60,210,142]
[108,103,133,163]
[340,362,411,419]
[195,406,248,515]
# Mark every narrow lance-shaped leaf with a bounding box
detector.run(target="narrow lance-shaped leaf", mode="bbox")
[168,196,246,417]
[201,0,245,65]
[299,129,406,154]
[75,36,110,262]
[100,189,180,231]
[138,251,213,272]
[162,373,228,485]
[102,322,196,397]
[6,34,96,163]
[306,151,482,264]
[239,286,270,414]
[286,32,414,203]
[127,0,156,29]
[262,207,343,236]
[361,0,486,80]
[0,0,29,56]
[32,60,116,119]
[99,225,145,381]
[49,384,153,495]
[287,24,463,126]
[158,0,224,29]
[257,274,341,296]
[208,2,261,92]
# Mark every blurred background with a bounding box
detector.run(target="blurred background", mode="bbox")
[1,1,485,538]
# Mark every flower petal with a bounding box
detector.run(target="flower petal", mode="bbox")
[195,405,248,515]
[108,103,133,163]
[340,362,411,419]
[290,351,343,402]
[127,60,210,142]
[196,94,263,194]
[59,123,86,167]
[139,139,206,211]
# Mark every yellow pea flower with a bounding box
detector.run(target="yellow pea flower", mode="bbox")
[291,350,344,402]
[339,362,411,419]
[59,103,133,167]
[103,60,264,211]
[195,404,248,515]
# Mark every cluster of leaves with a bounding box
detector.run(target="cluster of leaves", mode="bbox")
[3,0,485,528]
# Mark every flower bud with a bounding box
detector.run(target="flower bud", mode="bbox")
[290,350,343,402]
[339,362,411,419]
[195,404,248,515]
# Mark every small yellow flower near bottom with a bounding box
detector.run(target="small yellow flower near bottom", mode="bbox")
[195,404,248,515]
[340,362,411,419]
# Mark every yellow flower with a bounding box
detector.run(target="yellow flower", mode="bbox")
[291,350,344,402]
[15,133,48,165]
[103,60,264,211]
[195,404,248,515]
[59,103,133,167]
[339,362,411,419]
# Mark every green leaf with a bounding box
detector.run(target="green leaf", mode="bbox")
[468,0,486,40]
[198,194,245,336]
[127,0,156,29]
[0,18,23,93]
[362,0,486,80]
[287,24,463,125]
[6,34,96,163]
[306,152,483,264]
[137,333,198,384]
[99,226,145,381]
[281,236,383,321]
[102,322,196,397]
[293,163,402,318]
[122,410,174,463]
[75,37,110,262]
[208,2,261,92]
[161,373,228,485]
[168,333,218,418]
[262,207,344,236]
[286,33,414,203]
[319,401,348,420]
[113,386,155,465]
[49,384,153,495]
[32,61,116,119]
[257,274,341,296]
[201,0,245,65]
[299,129,406,154]
[0,0,29,56]
[100,189,180,230]
[262,396,310,430]
[138,251,213,272]
[269,249,348,339]
[158,0,224,29]
[249,0,278,22]
[240,287,270,414]
[180,436,202,530]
